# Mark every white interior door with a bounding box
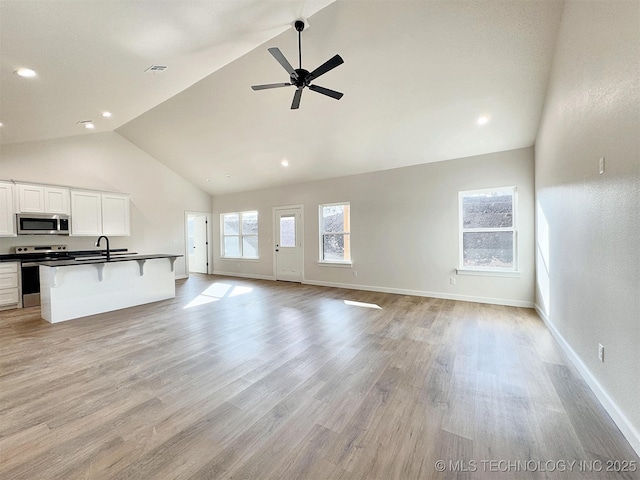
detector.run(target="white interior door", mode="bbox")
[275,207,303,282]
[187,213,209,274]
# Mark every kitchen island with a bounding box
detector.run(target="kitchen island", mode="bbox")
[39,254,181,323]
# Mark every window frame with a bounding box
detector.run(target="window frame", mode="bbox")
[220,210,259,259]
[318,202,352,265]
[458,186,518,273]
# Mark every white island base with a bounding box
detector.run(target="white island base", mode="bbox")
[40,257,177,323]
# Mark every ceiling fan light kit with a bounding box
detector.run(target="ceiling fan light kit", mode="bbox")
[251,20,344,110]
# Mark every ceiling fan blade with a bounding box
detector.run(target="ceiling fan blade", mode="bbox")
[268,47,298,80]
[251,83,292,91]
[308,84,343,100]
[306,54,344,83]
[291,88,303,110]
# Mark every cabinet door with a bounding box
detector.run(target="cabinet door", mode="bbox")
[17,184,45,213]
[102,194,130,236]
[0,182,16,236]
[0,262,19,307]
[44,187,70,214]
[70,191,102,236]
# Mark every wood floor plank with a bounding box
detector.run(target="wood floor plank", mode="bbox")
[0,274,637,479]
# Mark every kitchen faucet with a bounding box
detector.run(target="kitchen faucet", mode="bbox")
[95,236,110,261]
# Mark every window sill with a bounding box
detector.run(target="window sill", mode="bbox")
[221,257,260,262]
[317,261,352,268]
[456,268,521,278]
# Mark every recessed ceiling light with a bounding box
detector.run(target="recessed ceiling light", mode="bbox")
[0,122,3,127]
[101,111,112,118]
[476,115,490,126]
[225,174,231,179]
[78,120,95,129]
[205,178,211,183]
[281,159,289,167]
[15,68,37,78]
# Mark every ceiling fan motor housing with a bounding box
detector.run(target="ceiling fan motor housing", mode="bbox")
[291,69,309,87]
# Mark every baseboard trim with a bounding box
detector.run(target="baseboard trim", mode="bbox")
[175,274,187,280]
[535,304,640,457]
[212,270,276,281]
[301,279,534,308]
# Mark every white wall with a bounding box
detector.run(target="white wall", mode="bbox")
[213,147,535,307]
[0,132,212,277]
[535,1,640,454]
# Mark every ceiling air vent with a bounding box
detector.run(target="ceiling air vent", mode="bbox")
[145,65,167,73]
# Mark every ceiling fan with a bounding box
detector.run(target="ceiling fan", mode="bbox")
[251,20,344,109]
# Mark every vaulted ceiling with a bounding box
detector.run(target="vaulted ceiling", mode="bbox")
[0,0,564,195]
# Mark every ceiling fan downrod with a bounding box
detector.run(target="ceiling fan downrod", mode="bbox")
[295,20,304,70]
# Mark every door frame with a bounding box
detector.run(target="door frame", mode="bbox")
[184,211,212,277]
[272,204,304,282]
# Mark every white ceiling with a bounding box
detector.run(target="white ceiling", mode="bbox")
[1,0,564,196]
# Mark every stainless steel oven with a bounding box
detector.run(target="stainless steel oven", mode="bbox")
[15,245,72,307]
[17,214,70,235]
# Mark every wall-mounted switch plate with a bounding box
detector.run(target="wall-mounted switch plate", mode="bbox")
[450,277,456,285]
[598,343,605,362]
[599,157,605,174]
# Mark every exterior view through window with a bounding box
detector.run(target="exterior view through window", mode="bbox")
[459,187,516,270]
[221,211,258,258]
[319,203,351,263]
[279,215,296,247]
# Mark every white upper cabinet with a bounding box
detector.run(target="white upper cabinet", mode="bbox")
[17,184,45,212]
[17,184,70,214]
[102,193,130,236]
[70,191,103,236]
[70,190,130,236]
[44,187,70,214]
[0,182,16,237]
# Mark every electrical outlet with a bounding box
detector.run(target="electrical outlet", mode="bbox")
[353,270,358,277]
[598,343,605,362]
[599,157,605,174]
[450,277,456,285]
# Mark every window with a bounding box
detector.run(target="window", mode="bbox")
[319,203,351,263]
[459,187,516,271]
[221,211,258,258]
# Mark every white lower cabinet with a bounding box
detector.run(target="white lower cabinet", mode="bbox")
[70,190,129,236]
[0,262,20,309]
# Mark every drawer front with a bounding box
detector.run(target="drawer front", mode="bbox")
[0,273,19,289]
[0,288,19,306]
[0,263,18,274]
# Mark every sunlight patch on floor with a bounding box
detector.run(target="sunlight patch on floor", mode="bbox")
[184,282,254,309]
[343,299,382,309]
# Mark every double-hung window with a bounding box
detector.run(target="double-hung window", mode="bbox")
[319,203,351,263]
[221,211,258,258]
[459,187,517,271]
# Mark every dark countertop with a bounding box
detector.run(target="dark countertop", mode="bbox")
[0,257,21,263]
[37,254,182,267]
[0,248,130,262]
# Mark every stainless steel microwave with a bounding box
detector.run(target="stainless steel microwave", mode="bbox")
[17,213,70,235]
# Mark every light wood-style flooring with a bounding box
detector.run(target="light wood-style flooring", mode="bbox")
[1,274,638,479]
